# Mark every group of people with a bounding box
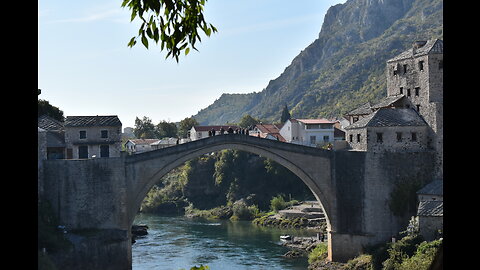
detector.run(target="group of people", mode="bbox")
[207,127,250,137]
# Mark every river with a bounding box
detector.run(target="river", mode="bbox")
[132,213,317,270]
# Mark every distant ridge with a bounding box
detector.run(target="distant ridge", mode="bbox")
[194,0,443,125]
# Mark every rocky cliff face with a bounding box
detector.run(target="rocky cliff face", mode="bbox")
[194,0,443,125]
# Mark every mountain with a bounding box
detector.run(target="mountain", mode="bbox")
[194,0,443,125]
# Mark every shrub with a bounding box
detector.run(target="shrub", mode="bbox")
[270,195,287,212]
[308,242,328,264]
[397,239,442,270]
[382,234,424,270]
[345,254,373,270]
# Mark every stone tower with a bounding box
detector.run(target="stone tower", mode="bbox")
[385,39,443,178]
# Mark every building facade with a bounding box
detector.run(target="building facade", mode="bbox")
[64,115,122,159]
[124,139,160,154]
[344,39,443,176]
[279,118,335,147]
[386,39,443,177]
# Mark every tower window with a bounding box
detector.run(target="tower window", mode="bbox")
[411,132,417,142]
[396,132,403,142]
[418,61,424,71]
[407,88,411,97]
[415,87,420,96]
[376,133,383,143]
[403,64,408,74]
[400,87,403,95]
[357,134,361,143]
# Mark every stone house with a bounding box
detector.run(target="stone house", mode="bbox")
[279,118,336,147]
[124,139,160,154]
[38,115,66,159]
[345,108,429,152]
[64,115,122,159]
[189,125,239,141]
[416,180,443,241]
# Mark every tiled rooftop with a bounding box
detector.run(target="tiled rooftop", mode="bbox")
[65,115,122,127]
[345,108,427,129]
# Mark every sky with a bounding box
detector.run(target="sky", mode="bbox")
[38,0,346,128]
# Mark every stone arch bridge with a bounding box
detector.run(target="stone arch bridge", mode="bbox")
[41,134,435,270]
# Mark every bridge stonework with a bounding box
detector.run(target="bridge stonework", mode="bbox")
[41,134,435,269]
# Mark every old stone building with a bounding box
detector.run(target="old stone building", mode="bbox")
[345,39,443,177]
[64,115,122,159]
[386,39,443,178]
[345,108,429,152]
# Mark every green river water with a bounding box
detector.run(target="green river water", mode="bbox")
[132,213,317,270]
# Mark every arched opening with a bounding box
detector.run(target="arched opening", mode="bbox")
[126,136,335,268]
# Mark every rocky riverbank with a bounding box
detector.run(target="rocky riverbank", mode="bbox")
[253,201,327,231]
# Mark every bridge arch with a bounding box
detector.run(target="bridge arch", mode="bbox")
[125,134,337,233]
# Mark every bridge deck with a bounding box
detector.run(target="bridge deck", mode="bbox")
[125,134,332,163]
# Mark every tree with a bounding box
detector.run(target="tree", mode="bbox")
[280,104,291,123]
[178,117,199,138]
[156,120,178,138]
[38,99,64,122]
[134,116,157,138]
[238,114,259,128]
[121,0,217,62]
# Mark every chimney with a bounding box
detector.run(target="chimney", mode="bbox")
[412,40,427,54]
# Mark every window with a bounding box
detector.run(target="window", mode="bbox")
[78,146,88,159]
[79,130,87,139]
[306,124,320,129]
[399,87,403,95]
[411,132,417,142]
[101,130,109,138]
[415,87,420,96]
[376,133,383,143]
[357,134,361,143]
[403,64,407,74]
[407,88,411,97]
[310,136,316,144]
[439,60,443,69]
[349,134,353,142]
[416,104,421,112]
[418,61,424,71]
[323,135,330,142]
[396,132,403,142]
[100,145,110,158]
[353,116,359,123]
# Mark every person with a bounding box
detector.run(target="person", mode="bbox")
[176,138,179,144]
[220,127,225,134]
[246,129,249,136]
[211,128,216,136]
[208,130,212,137]
[228,127,233,134]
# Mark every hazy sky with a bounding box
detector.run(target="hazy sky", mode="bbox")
[38,0,346,128]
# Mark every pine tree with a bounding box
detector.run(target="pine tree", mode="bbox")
[280,104,291,123]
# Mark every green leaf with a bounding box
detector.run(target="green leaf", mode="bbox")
[185,47,190,56]
[141,35,149,49]
[205,28,211,37]
[127,37,136,47]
